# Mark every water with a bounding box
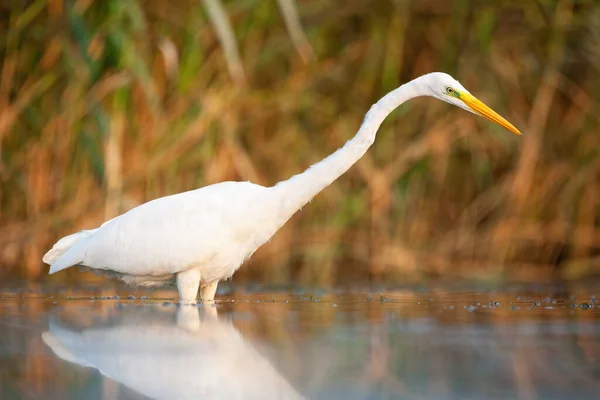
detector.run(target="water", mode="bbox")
[1,282,600,399]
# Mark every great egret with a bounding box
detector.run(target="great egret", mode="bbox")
[43,305,304,399]
[44,72,520,303]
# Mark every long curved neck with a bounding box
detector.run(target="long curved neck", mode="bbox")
[272,77,425,224]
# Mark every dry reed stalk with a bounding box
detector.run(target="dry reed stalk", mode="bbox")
[492,0,573,263]
[101,377,120,400]
[521,6,571,182]
[103,99,125,220]
[512,351,539,400]
[202,0,247,86]
[0,75,57,148]
[276,0,315,64]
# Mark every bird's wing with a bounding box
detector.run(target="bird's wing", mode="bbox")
[75,182,274,276]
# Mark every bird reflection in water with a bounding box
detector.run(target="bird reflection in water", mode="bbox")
[42,304,304,400]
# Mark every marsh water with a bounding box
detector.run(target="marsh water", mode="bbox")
[1,281,599,400]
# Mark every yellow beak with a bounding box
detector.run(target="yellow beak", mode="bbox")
[460,93,521,135]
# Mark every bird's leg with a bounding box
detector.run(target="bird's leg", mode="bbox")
[176,305,201,331]
[200,280,219,302]
[176,268,201,305]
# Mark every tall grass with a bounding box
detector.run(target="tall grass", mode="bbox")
[1,0,599,284]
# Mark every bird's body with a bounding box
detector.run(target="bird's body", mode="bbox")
[42,305,305,400]
[46,182,283,300]
[61,183,275,283]
[44,72,520,303]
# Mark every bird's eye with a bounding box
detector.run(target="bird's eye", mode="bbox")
[446,87,454,94]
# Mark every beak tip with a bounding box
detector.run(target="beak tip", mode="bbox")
[462,93,521,137]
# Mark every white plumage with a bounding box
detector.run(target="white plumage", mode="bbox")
[44,72,520,303]
[42,305,305,400]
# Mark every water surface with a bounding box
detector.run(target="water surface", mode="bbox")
[1,282,599,399]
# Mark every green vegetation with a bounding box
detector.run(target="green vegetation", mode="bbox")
[1,0,599,283]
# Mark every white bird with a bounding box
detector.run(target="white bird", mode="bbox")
[42,305,305,400]
[43,72,520,303]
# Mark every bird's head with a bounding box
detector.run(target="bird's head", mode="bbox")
[423,72,521,135]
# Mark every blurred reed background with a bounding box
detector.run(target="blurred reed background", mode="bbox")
[1,0,599,285]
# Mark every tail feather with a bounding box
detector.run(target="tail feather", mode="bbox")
[44,229,97,274]
[42,331,82,366]
[42,319,93,368]
[48,250,83,274]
